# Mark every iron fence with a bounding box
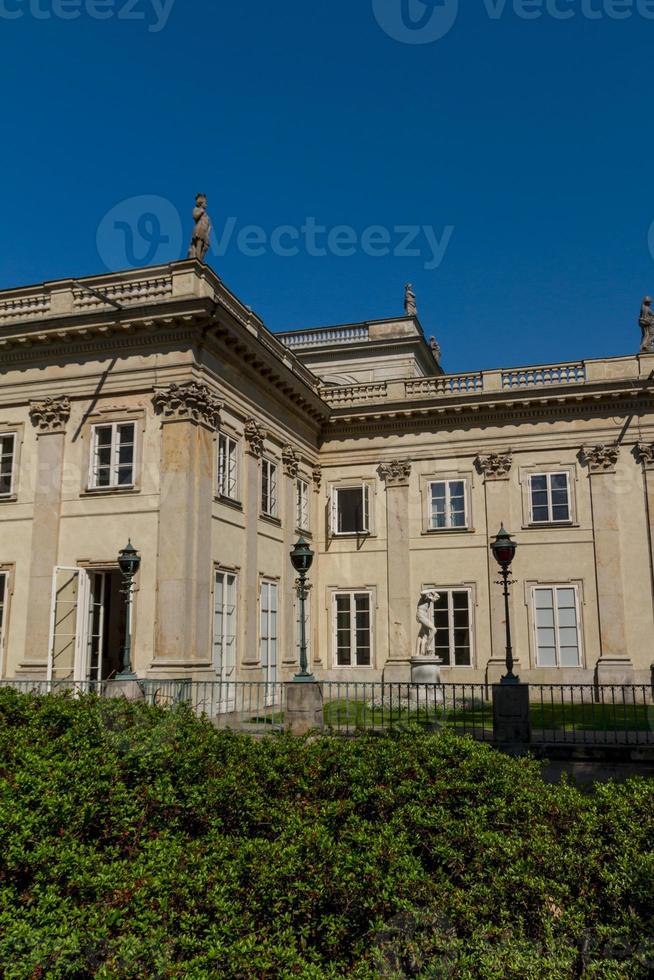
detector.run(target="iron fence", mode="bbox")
[530,684,654,745]
[320,681,492,737]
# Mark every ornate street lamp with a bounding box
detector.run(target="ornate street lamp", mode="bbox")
[290,536,315,682]
[116,540,141,680]
[490,525,519,685]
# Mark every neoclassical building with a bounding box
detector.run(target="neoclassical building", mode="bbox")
[0,259,652,689]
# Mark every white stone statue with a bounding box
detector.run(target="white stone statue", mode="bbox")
[639,296,654,353]
[188,193,212,261]
[405,283,417,318]
[416,589,440,658]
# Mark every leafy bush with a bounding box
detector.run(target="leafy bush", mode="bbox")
[0,689,652,978]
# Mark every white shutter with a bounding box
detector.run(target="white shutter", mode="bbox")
[362,484,371,533]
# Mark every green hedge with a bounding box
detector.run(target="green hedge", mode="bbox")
[0,690,652,978]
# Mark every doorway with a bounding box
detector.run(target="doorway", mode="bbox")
[48,567,127,682]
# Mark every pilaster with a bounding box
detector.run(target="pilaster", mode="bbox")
[152,382,221,670]
[379,460,413,682]
[281,446,299,670]
[242,419,266,670]
[19,397,71,676]
[583,444,632,682]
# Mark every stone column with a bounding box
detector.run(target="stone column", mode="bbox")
[281,446,299,673]
[584,445,633,684]
[310,465,323,670]
[477,453,519,685]
[152,382,221,672]
[19,397,71,676]
[242,419,266,670]
[380,460,413,683]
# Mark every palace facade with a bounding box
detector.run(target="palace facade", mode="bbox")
[0,259,653,689]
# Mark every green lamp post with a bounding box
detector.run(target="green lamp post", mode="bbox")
[490,525,519,685]
[290,536,315,682]
[116,539,141,681]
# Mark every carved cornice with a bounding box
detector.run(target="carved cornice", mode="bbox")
[476,452,513,480]
[282,445,299,478]
[244,419,267,458]
[29,396,71,434]
[583,444,620,473]
[635,443,654,469]
[379,459,412,487]
[152,381,222,429]
[312,465,322,492]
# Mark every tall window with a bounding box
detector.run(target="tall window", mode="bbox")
[429,480,467,529]
[0,434,16,497]
[533,586,581,667]
[0,572,7,653]
[433,589,473,666]
[296,478,310,531]
[333,591,372,667]
[332,486,370,535]
[89,422,136,489]
[529,473,570,524]
[260,581,278,684]
[217,434,239,500]
[261,459,278,517]
[214,571,237,676]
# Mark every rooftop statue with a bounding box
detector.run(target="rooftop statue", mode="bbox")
[188,194,212,262]
[404,283,417,317]
[640,296,654,354]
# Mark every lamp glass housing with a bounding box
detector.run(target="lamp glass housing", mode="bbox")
[118,540,141,577]
[290,537,314,575]
[491,526,517,568]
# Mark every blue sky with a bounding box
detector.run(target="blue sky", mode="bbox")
[1,0,653,372]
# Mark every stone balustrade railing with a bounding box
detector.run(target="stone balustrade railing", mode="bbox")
[405,374,484,398]
[320,382,388,405]
[280,325,369,349]
[502,362,586,389]
[0,293,51,323]
[72,276,173,310]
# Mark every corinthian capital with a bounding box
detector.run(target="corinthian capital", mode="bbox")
[282,445,299,478]
[636,443,654,469]
[379,459,412,487]
[152,382,222,429]
[583,444,620,473]
[244,419,267,458]
[29,396,71,434]
[476,452,513,480]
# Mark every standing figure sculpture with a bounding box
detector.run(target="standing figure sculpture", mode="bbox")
[188,193,212,261]
[416,589,440,658]
[639,297,654,353]
[405,283,417,318]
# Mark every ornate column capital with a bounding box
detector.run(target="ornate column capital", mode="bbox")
[312,465,322,493]
[152,382,222,429]
[29,396,71,434]
[244,419,267,458]
[476,452,513,480]
[282,445,299,478]
[583,444,620,473]
[636,443,654,469]
[379,460,412,488]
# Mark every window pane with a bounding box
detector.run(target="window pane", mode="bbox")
[557,589,576,608]
[558,627,578,647]
[531,475,547,491]
[552,504,570,522]
[536,606,555,627]
[557,607,576,628]
[535,589,553,609]
[337,488,364,533]
[560,646,580,667]
[537,627,556,648]
[551,473,568,490]
[538,647,557,667]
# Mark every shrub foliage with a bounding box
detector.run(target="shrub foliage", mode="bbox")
[0,690,652,978]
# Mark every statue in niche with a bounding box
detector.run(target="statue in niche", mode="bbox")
[188,193,212,261]
[639,296,654,353]
[405,283,417,317]
[415,589,441,658]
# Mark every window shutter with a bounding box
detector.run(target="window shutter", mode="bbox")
[362,484,370,533]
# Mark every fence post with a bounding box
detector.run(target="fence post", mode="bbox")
[492,683,531,745]
[285,681,324,735]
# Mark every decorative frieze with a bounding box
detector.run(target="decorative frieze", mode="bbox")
[29,396,71,434]
[476,452,513,479]
[584,444,620,473]
[244,419,267,458]
[635,443,654,469]
[379,459,412,487]
[282,445,299,478]
[152,381,222,429]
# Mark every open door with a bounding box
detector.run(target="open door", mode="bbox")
[47,567,90,685]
